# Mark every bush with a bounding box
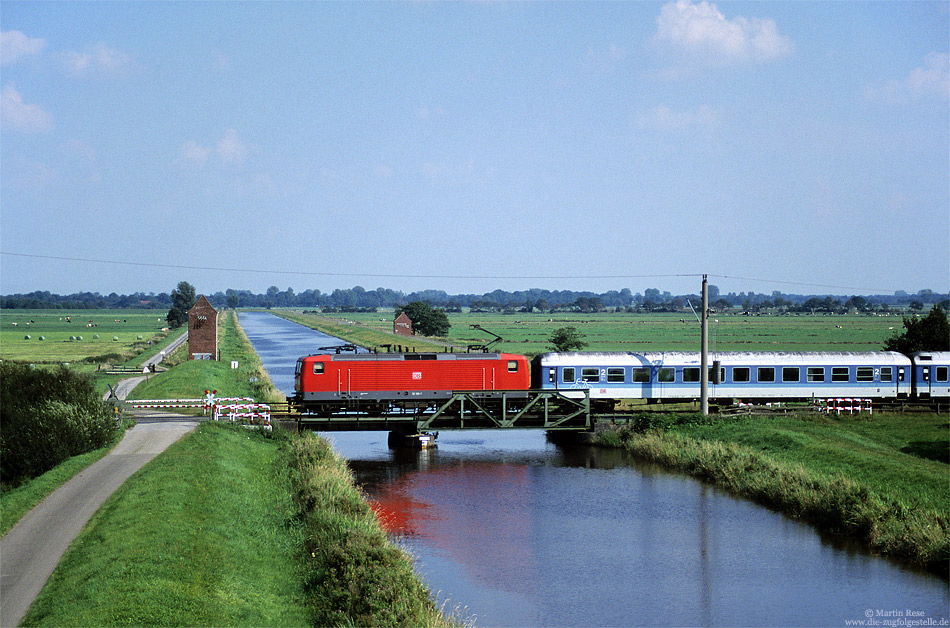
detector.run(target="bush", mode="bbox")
[1,363,118,485]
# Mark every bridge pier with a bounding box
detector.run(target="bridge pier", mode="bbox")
[387,429,437,449]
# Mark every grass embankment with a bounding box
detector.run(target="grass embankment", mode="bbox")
[597,412,949,576]
[21,423,454,627]
[130,310,284,405]
[288,432,456,627]
[21,422,309,627]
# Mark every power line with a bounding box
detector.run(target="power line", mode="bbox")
[0,251,908,293]
[0,251,697,281]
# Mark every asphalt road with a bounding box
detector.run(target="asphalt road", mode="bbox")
[0,414,197,627]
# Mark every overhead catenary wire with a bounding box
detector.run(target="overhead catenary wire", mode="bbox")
[0,251,912,294]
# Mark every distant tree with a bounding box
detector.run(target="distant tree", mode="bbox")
[909,300,925,312]
[395,301,451,337]
[166,281,196,329]
[884,306,950,354]
[226,289,239,309]
[548,327,588,352]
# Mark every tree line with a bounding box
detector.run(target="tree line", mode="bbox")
[3,285,947,313]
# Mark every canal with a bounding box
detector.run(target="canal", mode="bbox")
[238,311,949,627]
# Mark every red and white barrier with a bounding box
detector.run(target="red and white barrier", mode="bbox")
[213,402,271,429]
[129,399,207,409]
[820,398,873,415]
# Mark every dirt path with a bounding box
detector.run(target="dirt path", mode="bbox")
[0,411,197,627]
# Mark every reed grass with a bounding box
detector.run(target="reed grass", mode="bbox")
[286,432,457,627]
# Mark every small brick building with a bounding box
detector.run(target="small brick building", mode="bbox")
[188,295,218,360]
[394,312,412,336]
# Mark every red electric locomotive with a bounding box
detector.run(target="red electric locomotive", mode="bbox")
[293,352,530,414]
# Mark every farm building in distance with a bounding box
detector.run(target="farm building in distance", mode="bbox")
[188,295,217,360]
[394,312,412,336]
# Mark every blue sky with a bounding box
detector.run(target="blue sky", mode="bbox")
[1,1,947,298]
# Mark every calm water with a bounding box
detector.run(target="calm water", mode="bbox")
[239,311,949,627]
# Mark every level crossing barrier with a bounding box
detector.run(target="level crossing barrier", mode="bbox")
[213,401,271,430]
[820,398,873,415]
[129,399,208,409]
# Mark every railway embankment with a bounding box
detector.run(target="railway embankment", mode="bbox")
[594,412,949,577]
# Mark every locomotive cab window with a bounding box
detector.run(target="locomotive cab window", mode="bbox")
[782,367,799,383]
[733,367,750,383]
[582,368,600,382]
[757,367,775,383]
[313,362,325,375]
[807,367,824,382]
[563,368,575,383]
[607,367,625,383]
[507,360,519,372]
[632,368,650,383]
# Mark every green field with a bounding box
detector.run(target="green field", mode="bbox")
[278,310,902,355]
[0,309,175,365]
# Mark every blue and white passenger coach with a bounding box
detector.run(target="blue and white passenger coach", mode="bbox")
[909,352,950,400]
[531,351,913,404]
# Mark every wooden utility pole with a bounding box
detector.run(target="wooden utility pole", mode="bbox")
[701,274,709,415]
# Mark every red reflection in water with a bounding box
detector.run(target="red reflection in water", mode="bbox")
[367,461,537,593]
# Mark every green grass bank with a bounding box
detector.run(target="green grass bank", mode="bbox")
[21,423,454,627]
[595,412,949,576]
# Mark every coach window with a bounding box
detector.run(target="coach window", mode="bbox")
[632,368,650,383]
[562,368,576,383]
[936,366,949,382]
[683,367,700,383]
[856,367,874,382]
[313,362,325,375]
[508,360,519,372]
[710,367,725,384]
[582,368,600,382]
[607,367,625,383]
[807,367,824,382]
[658,368,675,383]
[733,367,750,383]
[832,367,850,382]
[880,367,893,382]
[782,367,799,383]
[758,367,775,383]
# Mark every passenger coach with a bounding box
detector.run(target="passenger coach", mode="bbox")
[531,351,912,404]
[910,351,950,399]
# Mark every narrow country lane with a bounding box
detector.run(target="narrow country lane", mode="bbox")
[0,407,197,627]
